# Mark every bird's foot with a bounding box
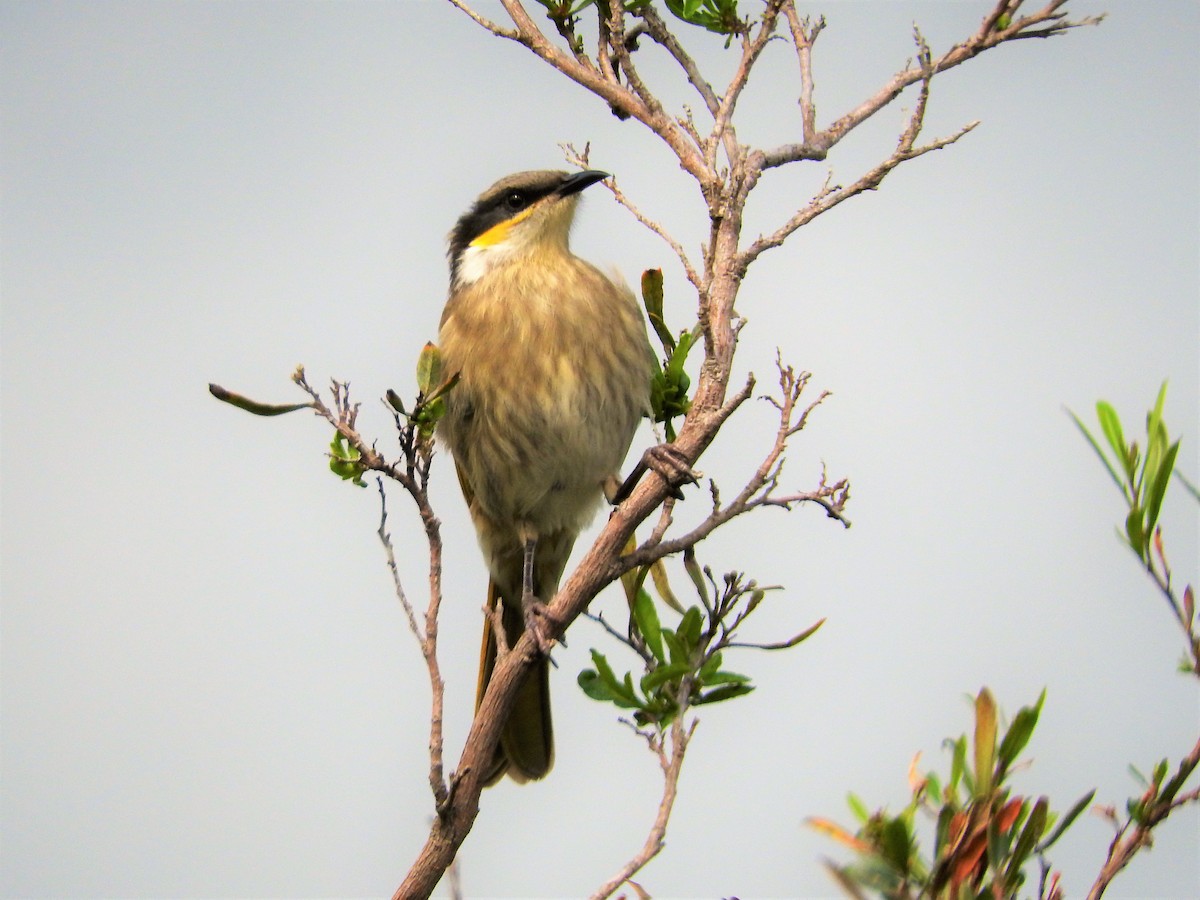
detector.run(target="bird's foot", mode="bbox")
[644,443,698,494]
[611,443,699,504]
[521,593,559,656]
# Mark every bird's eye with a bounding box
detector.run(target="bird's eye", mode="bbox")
[503,191,526,211]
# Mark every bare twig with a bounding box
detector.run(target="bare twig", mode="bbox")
[609,177,701,290]
[377,482,449,806]
[759,0,1102,169]
[1087,736,1200,900]
[623,360,849,575]
[442,0,519,41]
[782,7,824,146]
[634,5,720,118]
[589,714,696,899]
[707,0,785,174]
[378,481,423,643]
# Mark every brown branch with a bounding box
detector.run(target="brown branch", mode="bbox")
[293,370,454,809]
[1088,736,1200,900]
[562,140,700,287]
[487,0,712,187]
[442,0,520,41]
[707,0,785,174]
[589,716,695,899]
[625,361,849,574]
[377,483,449,807]
[740,53,980,274]
[759,0,1102,170]
[634,5,720,118]
[782,7,824,146]
[605,4,661,127]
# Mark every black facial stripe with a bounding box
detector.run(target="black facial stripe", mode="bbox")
[447,171,572,280]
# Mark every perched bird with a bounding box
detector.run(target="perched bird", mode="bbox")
[437,169,654,785]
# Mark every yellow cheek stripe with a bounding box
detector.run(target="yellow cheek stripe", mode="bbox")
[470,205,534,248]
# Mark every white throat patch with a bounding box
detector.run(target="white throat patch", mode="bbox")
[454,239,518,289]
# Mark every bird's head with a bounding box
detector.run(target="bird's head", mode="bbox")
[447,169,610,289]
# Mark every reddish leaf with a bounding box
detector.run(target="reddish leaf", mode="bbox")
[997,797,1025,833]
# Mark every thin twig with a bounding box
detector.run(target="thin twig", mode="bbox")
[378,481,423,642]
[589,715,696,899]
[1087,736,1200,899]
[782,7,824,145]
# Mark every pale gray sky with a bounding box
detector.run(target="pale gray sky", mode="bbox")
[2,2,1197,898]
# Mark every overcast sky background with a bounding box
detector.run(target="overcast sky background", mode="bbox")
[2,2,1197,898]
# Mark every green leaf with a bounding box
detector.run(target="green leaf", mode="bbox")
[933,804,955,861]
[649,558,687,614]
[683,548,709,604]
[1144,440,1179,536]
[619,535,650,608]
[1146,380,1169,449]
[208,383,311,417]
[947,734,968,795]
[662,628,686,666]
[1037,789,1095,852]
[640,268,674,351]
[1006,796,1048,884]
[997,689,1045,775]
[679,606,703,650]
[847,792,870,825]
[1069,409,1126,494]
[1127,796,1145,824]
[1152,757,1169,786]
[986,806,1008,881]
[925,771,944,806]
[633,588,666,663]
[585,649,641,707]
[1096,401,1130,480]
[974,688,998,796]
[640,662,691,693]
[699,648,722,674]
[422,370,460,406]
[329,433,368,487]
[1125,506,1146,558]
[695,682,754,705]
[385,389,407,415]
[577,668,610,702]
[415,341,442,395]
[700,670,751,690]
[879,817,911,875]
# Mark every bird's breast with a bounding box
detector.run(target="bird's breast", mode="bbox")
[437,252,651,533]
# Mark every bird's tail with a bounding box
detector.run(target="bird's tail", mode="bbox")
[476,578,553,785]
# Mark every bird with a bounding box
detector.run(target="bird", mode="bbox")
[437,169,655,785]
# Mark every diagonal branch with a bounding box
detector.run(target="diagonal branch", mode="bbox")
[706,0,786,173]
[759,0,1102,170]
[739,33,979,271]
[634,5,720,118]
[485,0,712,187]
[588,717,696,899]
[623,360,850,574]
[442,0,520,40]
[1087,735,1200,900]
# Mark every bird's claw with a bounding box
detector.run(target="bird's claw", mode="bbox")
[642,444,698,497]
[610,443,699,505]
[522,596,559,656]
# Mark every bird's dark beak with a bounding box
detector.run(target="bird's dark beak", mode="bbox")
[557,169,610,197]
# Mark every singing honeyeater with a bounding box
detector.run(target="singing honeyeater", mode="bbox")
[437,169,653,784]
